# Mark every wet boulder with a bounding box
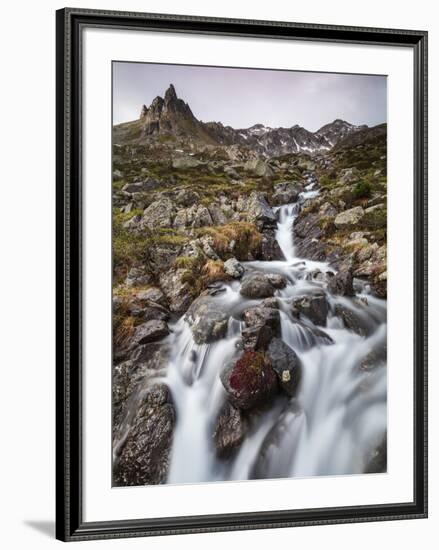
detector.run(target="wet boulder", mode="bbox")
[113,342,171,428]
[242,304,280,332]
[271,181,303,206]
[292,294,329,326]
[220,351,278,410]
[266,338,302,397]
[213,401,248,458]
[223,257,245,279]
[358,342,387,372]
[114,384,176,486]
[259,230,285,261]
[266,273,287,289]
[241,304,281,351]
[327,268,355,296]
[251,400,305,479]
[334,303,371,337]
[292,211,330,261]
[240,271,284,299]
[185,295,229,345]
[241,325,274,352]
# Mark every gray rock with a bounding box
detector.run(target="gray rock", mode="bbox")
[208,203,228,225]
[242,305,280,332]
[125,266,152,288]
[213,402,248,458]
[327,268,355,296]
[292,294,329,326]
[365,203,385,214]
[357,242,379,263]
[172,156,202,169]
[334,206,365,228]
[134,303,170,323]
[266,273,287,289]
[244,158,274,178]
[334,304,371,336]
[122,178,160,194]
[122,214,142,230]
[259,230,285,261]
[244,192,277,229]
[240,272,277,299]
[338,167,360,184]
[223,258,245,278]
[241,303,280,351]
[271,181,303,205]
[173,208,189,229]
[359,342,387,372]
[241,325,274,351]
[185,295,229,345]
[131,320,169,347]
[173,204,213,229]
[129,341,170,372]
[141,198,175,229]
[159,269,193,315]
[220,352,278,410]
[266,338,302,396]
[175,188,200,207]
[123,289,170,321]
[114,384,175,486]
[148,245,182,274]
[135,287,167,306]
[191,204,213,228]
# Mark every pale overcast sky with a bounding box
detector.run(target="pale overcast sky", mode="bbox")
[113,62,387,131]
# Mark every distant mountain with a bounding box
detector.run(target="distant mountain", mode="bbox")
[114,84,370,157]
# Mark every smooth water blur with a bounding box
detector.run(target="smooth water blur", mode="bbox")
[157,191,387,484]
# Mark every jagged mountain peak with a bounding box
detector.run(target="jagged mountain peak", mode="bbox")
[317,119,353,132]
[130,85,372,155]
[164,83,178,103]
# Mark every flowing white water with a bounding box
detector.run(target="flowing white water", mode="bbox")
[162,192,387,484]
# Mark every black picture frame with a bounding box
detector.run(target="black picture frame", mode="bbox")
[56,7,428,542]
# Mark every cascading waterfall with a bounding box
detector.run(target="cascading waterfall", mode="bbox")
[161,191,387,484]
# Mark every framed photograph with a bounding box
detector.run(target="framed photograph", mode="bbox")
[56,7,428,541]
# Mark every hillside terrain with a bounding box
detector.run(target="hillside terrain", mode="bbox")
[112,84,387,486]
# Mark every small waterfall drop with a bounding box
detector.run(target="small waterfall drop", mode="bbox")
[159,189,387,484]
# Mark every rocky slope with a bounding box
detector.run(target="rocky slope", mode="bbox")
[112,84,387,485]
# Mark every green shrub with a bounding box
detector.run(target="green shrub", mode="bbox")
[352,181,372,199]
[319,175,336,189]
